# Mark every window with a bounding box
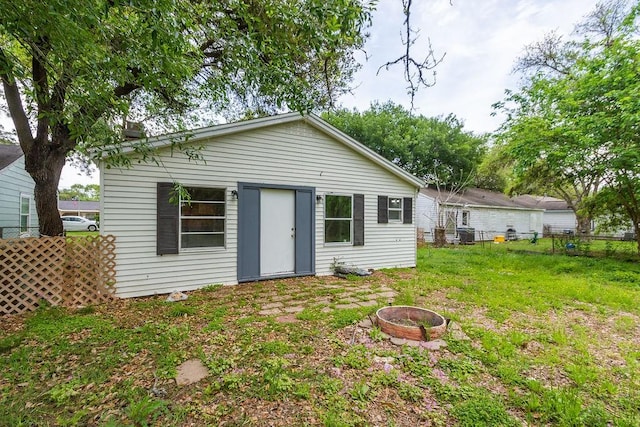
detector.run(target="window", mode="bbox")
[444,211,456,234]
[462,210,470,226]
[325,194,352,243]
[180,187,225,249]
[388,197,403,222]
[20,194,31,232]
[377,196,413,224]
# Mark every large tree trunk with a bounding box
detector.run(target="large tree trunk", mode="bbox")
[24,145,67,237]
[433,227,447,248]
[576,214,592,237]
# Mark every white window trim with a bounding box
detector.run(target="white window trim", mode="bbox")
[179,187,227,252]
[324,193,353,245]
[462,210,470,226]
[444,210,456,234]
[19,193,32,232]
[388,197,403,223]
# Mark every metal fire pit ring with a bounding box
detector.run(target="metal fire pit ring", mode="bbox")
[376,306,447,341]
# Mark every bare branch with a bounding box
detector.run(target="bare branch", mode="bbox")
[377,0,445,111]
[514,31,573,76]
[575,0,630,44]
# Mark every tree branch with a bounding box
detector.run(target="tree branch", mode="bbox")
[376,0,445,111]
[32,38,50,146]
[514,32,572,76]
[0,46,34,151]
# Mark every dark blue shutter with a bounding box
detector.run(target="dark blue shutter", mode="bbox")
[354,194,365,246]
[377,195,388,224]
[157,182,179,255]
[403,197,413,224]
[295,189,315,273]
[237,185,261,281]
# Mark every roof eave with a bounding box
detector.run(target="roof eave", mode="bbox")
[103,112,425,190]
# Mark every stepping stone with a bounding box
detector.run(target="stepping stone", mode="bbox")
[258,308,282,316]
[175,359,209,386]
[420,339,448,350]
[358,318,374,329]
[357,300,379,307]
[375,291,397,298]
[335,303,360,309]
[275,314,300,323]
[373,356,395,364]
[447,322,471,341]
[390,337,407,346]
[262,302,284,310]
[283,306,304,314]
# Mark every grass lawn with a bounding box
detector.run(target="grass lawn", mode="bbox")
[1,243,639,426]
[65,231,101,238]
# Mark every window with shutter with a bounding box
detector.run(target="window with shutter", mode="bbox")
[388,197,402,222]
[180,187,226,249]
[157,183,227,254]
[325,194,352,243]
[378,195,413,224]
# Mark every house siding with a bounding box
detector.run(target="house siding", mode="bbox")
[417,193,543,242]
[102,121,417,298]
[543,211,577,234]
[0,156,38,235]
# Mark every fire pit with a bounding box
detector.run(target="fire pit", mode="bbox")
[376,306,447,341]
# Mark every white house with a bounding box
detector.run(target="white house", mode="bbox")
[100,113,424,298]
[0,144,38,238]
[513,194,636,238]
[417,187,544,242]
[512,195,576,235]
[58,200,100,220]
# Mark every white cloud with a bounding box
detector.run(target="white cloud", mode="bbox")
[339,0,601,134]
[58,163,99,189]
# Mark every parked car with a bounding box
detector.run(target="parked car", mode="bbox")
[61,216,99,232]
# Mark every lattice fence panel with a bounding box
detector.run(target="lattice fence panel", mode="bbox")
[0,235,117,315]
[62,235,117,307]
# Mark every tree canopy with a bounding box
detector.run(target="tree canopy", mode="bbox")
[494,0,640,250]
[0,0,371,235]
[58,184,100,201]
[323,102,487,187]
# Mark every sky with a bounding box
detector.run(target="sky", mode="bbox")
[3,0,602,188]
[339,0,601,133]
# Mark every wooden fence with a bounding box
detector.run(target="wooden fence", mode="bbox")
[0,235,116,315]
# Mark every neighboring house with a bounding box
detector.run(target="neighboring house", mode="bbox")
[513,194,635,238]
[417,187,544,242]
[58,200,100,220]
[101,113,424,298]
[512,195,577,235]
[0,144,38,238]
